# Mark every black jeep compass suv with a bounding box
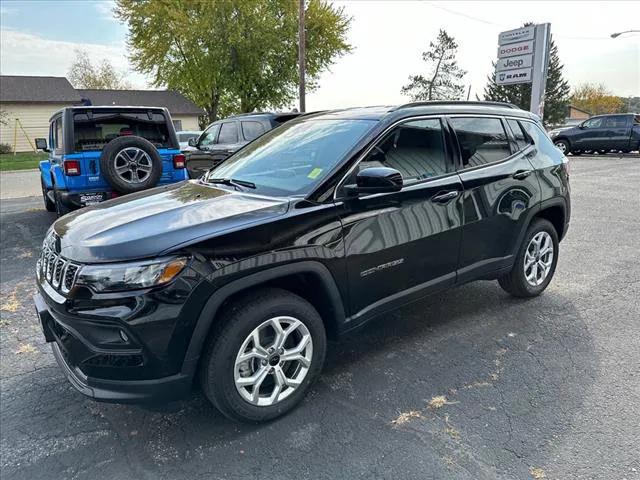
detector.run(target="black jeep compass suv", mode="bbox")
[34,102,570,422]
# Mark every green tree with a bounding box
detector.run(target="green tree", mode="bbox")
[570,83,626,115]
[115,0,352,123]
[483,29,570,126]
[67,49,131,89]
[401,29,466,101]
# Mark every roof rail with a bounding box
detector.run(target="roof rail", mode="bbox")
[393,101,521,111]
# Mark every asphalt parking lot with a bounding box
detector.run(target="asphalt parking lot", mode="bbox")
[1,154,639,480]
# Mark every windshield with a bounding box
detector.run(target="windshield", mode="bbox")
[206,119,375,196]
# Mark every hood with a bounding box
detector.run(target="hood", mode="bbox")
[53,181,290,263]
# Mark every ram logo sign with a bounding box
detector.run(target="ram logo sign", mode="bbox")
[496,68,533,85]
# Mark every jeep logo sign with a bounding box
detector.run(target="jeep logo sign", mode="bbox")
[496,54,533,72]
[497,40,534,59]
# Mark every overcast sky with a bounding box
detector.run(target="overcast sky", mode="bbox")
[1,0,638,111]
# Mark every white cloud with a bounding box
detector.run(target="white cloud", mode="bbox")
[0,29,150,88]
[93,0,117,22]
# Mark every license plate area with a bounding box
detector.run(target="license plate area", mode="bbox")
[79,192,107,206]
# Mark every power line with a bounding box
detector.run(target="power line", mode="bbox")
[423,2,612,40]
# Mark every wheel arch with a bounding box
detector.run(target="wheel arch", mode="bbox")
[181,261,346,377]
[534,200,567,241]
[553,136,571,149]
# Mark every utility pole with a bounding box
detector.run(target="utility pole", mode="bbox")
[298,0,306,112]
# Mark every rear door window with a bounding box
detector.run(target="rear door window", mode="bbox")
[218,122,239,144]
[603,116,628,128]
[241,121,266,141]
[450,117,512,169]
[53,117,63,154]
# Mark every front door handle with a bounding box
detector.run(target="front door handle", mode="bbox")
[431,190,459,204]
[513,170,532,180]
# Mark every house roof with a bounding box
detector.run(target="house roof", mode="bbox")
[0,76,81,103]
[77,89,205,116]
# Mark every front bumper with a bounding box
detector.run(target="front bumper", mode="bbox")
[34,291,193,404]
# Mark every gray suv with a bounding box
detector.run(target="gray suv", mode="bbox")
[185,112,300,178]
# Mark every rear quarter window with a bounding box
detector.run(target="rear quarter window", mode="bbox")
[520,121,564,169]
[72,111,171,151]
[241,121,266,141]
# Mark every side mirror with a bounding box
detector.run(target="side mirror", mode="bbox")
[35,138,49,152]
[344,167,403,197]
[188,137,196,147]
[578,124,586,129]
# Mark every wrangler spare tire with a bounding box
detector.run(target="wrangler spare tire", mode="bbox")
[100,136,163,194]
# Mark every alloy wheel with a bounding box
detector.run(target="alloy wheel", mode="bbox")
[234,316,313,407]
[114,147,153,184]
[524,231,554,286]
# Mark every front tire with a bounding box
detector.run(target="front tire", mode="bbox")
[498,218,559,298]
[200,288,326,423]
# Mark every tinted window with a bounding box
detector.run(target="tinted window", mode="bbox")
[603,116,627,128]
[521,121,564,168]
[218,122,238,144]
[582,117,603,129]
[209,119,375,196]
[72,112,170,151]
[359,119,447,183]
[450,117,511,168]
[507,119,532,150]
[242,121,266,141]
[54,118,63,152]
[199,124,220,147]
[178,132,200,142]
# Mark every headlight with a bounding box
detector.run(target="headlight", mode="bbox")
[549,130,560,137]
[76,257,188,292]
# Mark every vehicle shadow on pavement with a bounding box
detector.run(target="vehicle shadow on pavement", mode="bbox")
[1,269,596,480]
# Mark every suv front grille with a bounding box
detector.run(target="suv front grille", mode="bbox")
[38,243,80,294]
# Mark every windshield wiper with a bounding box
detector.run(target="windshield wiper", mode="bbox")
[208,177,256,190]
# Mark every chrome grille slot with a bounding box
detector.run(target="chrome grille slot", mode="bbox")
[62,264,79,293]
[52,258,65,288]
[38,240,80,295]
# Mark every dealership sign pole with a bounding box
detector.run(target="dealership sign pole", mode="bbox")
[496,23,551,118]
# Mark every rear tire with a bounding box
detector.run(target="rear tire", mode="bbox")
[54,186,71,217]
[41,178,55,212]
[498,218,559,298]
[200,288,326,423]
[554,139,570,154]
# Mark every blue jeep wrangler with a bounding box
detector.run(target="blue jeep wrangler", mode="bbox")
[36,106,188,216]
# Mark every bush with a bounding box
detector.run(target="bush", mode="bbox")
[0,143,11,154]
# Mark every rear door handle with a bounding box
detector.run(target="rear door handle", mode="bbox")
[513,170,532,180]
[431,190,459,203]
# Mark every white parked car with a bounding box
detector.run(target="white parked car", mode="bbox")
[177,130,203,151]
